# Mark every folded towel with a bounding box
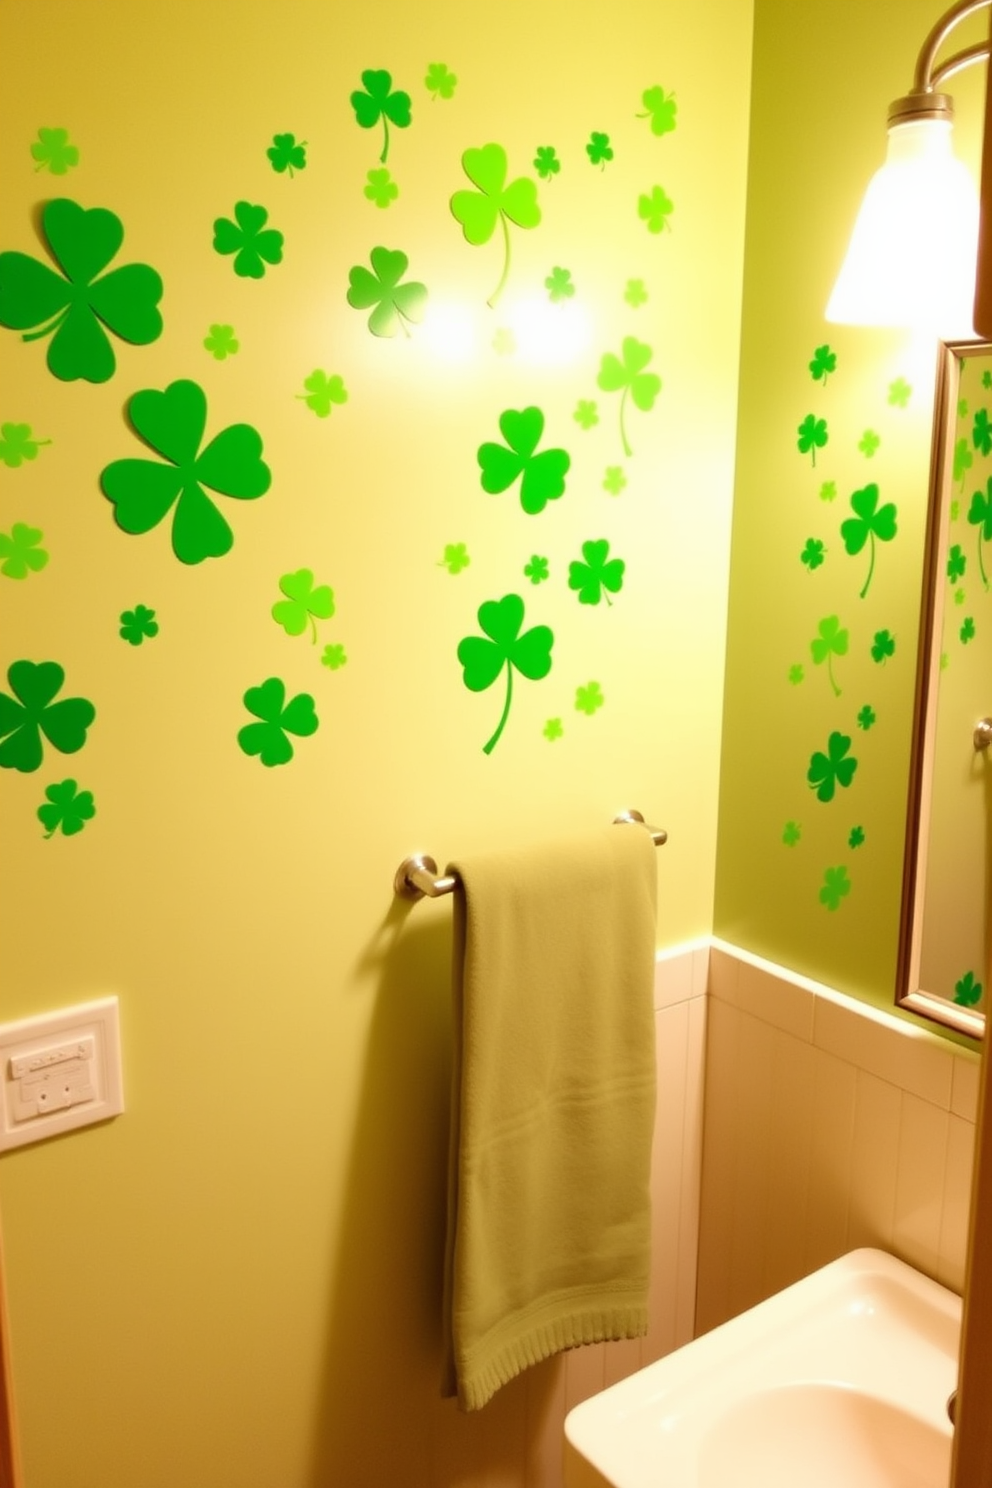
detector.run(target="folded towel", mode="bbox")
[440,824,658,1410]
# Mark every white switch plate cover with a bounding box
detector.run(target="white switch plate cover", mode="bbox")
[0,997,123,1152]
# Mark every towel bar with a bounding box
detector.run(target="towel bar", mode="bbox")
[393,811,667,901]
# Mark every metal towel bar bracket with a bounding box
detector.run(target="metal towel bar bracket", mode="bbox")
[393,810,668,902]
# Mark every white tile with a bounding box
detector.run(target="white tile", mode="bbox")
[937,1114,976,1295]
[564,1342,606,1413]
[803,1049,857,1275]
[654,947,694,1010]
[894,1093,950,1279]
[707,945,741,1006]
[695,997,741,1334]
[523,1356,566,1488]
[674,994,706,1348]
[761,1028,815,1298]
[727,1012,775,1320]
[950,1049,982,1122]
[646,1002,689,1361]
[846,1070,900,1254]
[812,993,954,1109]
[736,961,815,1042]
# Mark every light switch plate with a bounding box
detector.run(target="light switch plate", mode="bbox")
[0,997,123,1152]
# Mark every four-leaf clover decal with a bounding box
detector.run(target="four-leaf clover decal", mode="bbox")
[0,661,95,773]
[477,407,570,514]
[0,198,163,382]
[457,593,554,754]
[450,143,541,307]
[101,379,271,565]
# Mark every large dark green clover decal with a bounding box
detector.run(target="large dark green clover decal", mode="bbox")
[477,407,569,514]
[346,247,427,337]
[350,70,412,164]
[0,199,163,383]
[212,202,283,279]
[807,731,858,802]
[0,661,95,773]
[238,678,318,767]
[967,476,992,589]
[840,483,897,598]
[597,338,661,457]
[450,144,541,307]
[457,594,553,755]
[101,379,271,565]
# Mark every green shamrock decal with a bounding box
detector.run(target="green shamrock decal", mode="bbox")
[321,644,347,671]
[967,477,992,588]
[856,705,876,730]
[524,554,549,583]
[797,414,828,465]
[800,538,825,571]
[450,143,541,307]
[575,681,604,715]
[849,825,865,848]
[638,186,674,233]
[782,821,801,846]
[871,629,895,663]
[637,86,677,136]
[37,778,95,838]
[603,466,626,495]
[625,278,648,308]
[568,539,625,605]
[267,133,307,176]
[212,202,284,279]
[477,407,570,515]
[457,593,553,754]
[788,664,804,685]
[810,615,848,696]
[425,63,457,100]
[586,132,613,168]
[534,146,560,180]
[807,731,857,803]
[955,970,983,1007]
[0,523,48,579]
[364,168,399,208]
[954,437,973,487]
[346,246,427,338]
[574,399,598,430]
[888,377,911,407]
[859,429,880,457]
[544,717,563,740]
[819,866,851,911]
[350,70,412,164]
[203,324,239,359]
[31,127,79,175]
[101,379,271,566]
[809,345,836,384]
[0,198,163,383]
[820,480,838,503]
[271,568,334,642]
[440,542,470,574]
[841,483,897,598]
[0,422,51,467]
[947,543,967,582]
[545,266,574,302]
[597,337,661,457]
[119,604,158,645]
[298,370,348,416]
[973,407,992,456]
[238,678,319,767]
[0,660,95,773]
[960,615,976,643]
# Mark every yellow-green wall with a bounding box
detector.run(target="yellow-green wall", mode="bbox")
[0,1,751,1483]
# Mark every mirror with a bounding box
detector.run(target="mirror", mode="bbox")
[898,339,992,1040]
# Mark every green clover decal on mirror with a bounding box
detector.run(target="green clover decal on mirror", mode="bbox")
[238,678,319,767]
[0,660,95,773]
[101,379,271,565]
[347,247,427,337]
[0,199,163,383]
[967,476,992,589]
[350,70,411,164]
[477,407,570,514]
[457,593,554,755]
[450,143,541,307]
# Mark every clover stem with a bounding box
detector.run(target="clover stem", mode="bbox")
[310,614,318,644]
[380,117,390,165]
[979,534,990,591]
[619,387,633,459]
[482,665,513,755]
[487,213,512,310]
[827,655,841,698]
[859,535,875,600]
[22,307,70,343]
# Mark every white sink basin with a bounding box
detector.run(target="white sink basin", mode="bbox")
[564,1248,961,1488]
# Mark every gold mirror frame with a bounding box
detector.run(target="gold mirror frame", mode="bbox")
[897,339,991,1039]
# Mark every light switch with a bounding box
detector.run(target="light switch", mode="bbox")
[0,997,123,1152]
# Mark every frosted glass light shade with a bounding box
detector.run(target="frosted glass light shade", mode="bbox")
[826,117,979,337]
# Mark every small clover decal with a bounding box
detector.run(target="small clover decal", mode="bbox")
[820,480,838,503]
[0,523,48,579]
[637,86,677,136]
[960,615,976,643]
[586,132,613,168]
[810,615,848,696]
[871,629,895,663]
[974,407,992,455]
[351,70,412,164]
[954,437,974,487]
[203,324,239,360]
[457,593,554,754]
[364,168,399,209]
[0,423,51,468]
[888,377,911,407]
[524,554,549,584]
[638,185,674,233]
[575,681,604,715]
[568,539,625,606]
[477,407,570,514]
[849,825,865,848]
[967,476,992,588]
[439,543,470,574]
[346,246,427,338]
[119,604,158,645]
[841,482,897,598]
[272,568,334,642]
[451,143,541,307]
[955,970,983,1007]
[238,679,318,767]
[603,466,627,495]
[0,198,164,383]
[859,429,881,458]
[267,133,307,176]
[545,266,574,302]
[597,337,661,457]
[624,278,648,308]
[856,704,876,730]
[800,538,825,571]
[0,660,95,773]
[788,664,804,685]
[31,128,79,175]
[809,345,836,384]
[321,644,347,671]
[425,63,457,100]
[212,202,284,279]
[819,866,852,911]
[298,370,348,416]
[101,379,271,566]
[533,146,560,180]
[807,731,858,803]
[782,821,801,846]
[797,414,828,465]
[543,717,563,741]
[573,399,598,430]
[947,543,966,582]
[37,778,95,838]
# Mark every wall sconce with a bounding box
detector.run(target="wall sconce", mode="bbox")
[827,0,990,337]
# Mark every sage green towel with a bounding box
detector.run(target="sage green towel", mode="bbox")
[441,824,658,1411]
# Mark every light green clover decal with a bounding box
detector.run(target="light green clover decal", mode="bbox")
[450,143,541,307]
[544,717,563,741]
[439,543,470,574]
[955,970,984,1006]
[0,660,95,773]
[477,407,570,515]
[859,429,881,457]
[597,337,661,457]
[272,568,334,642]
[346,247,427,337]
[0,199,163,383]
[212,202,283,279]
[810,615,848,697]
[819,866,851,911]
[0,523,48,579]
[788,664,804,685]
[954,437,974,487]
[807,731,858,802]
[534,146,560,180]
[637,86,677,136]
[31,128,79,175]
[351,70,412,164]
[37,778,95,838]
[638,186,673,233]
[575,681,604,715]
[624,278,648,308]
[267,133,307,176]
[203,324,239,359]
[545,266,574,302]
[888,377,911,407]
[238,678,319,767]
[101,379,271,565]
[425,63,457,100]
[364,168,399,208]
[782,821,801,846]
[568,539,625,605]
[119,604,158,645]
[603,465,626,494]
[298,371,348,416]
[967,477,992,588]
[321,644,347,671]
[457,593,554,754]
[820,480,838,502]
[841,483,897,598]
[809,344,836,383]
[797,414,828,465]
[574,399,598,430]
[0,423,51,467]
